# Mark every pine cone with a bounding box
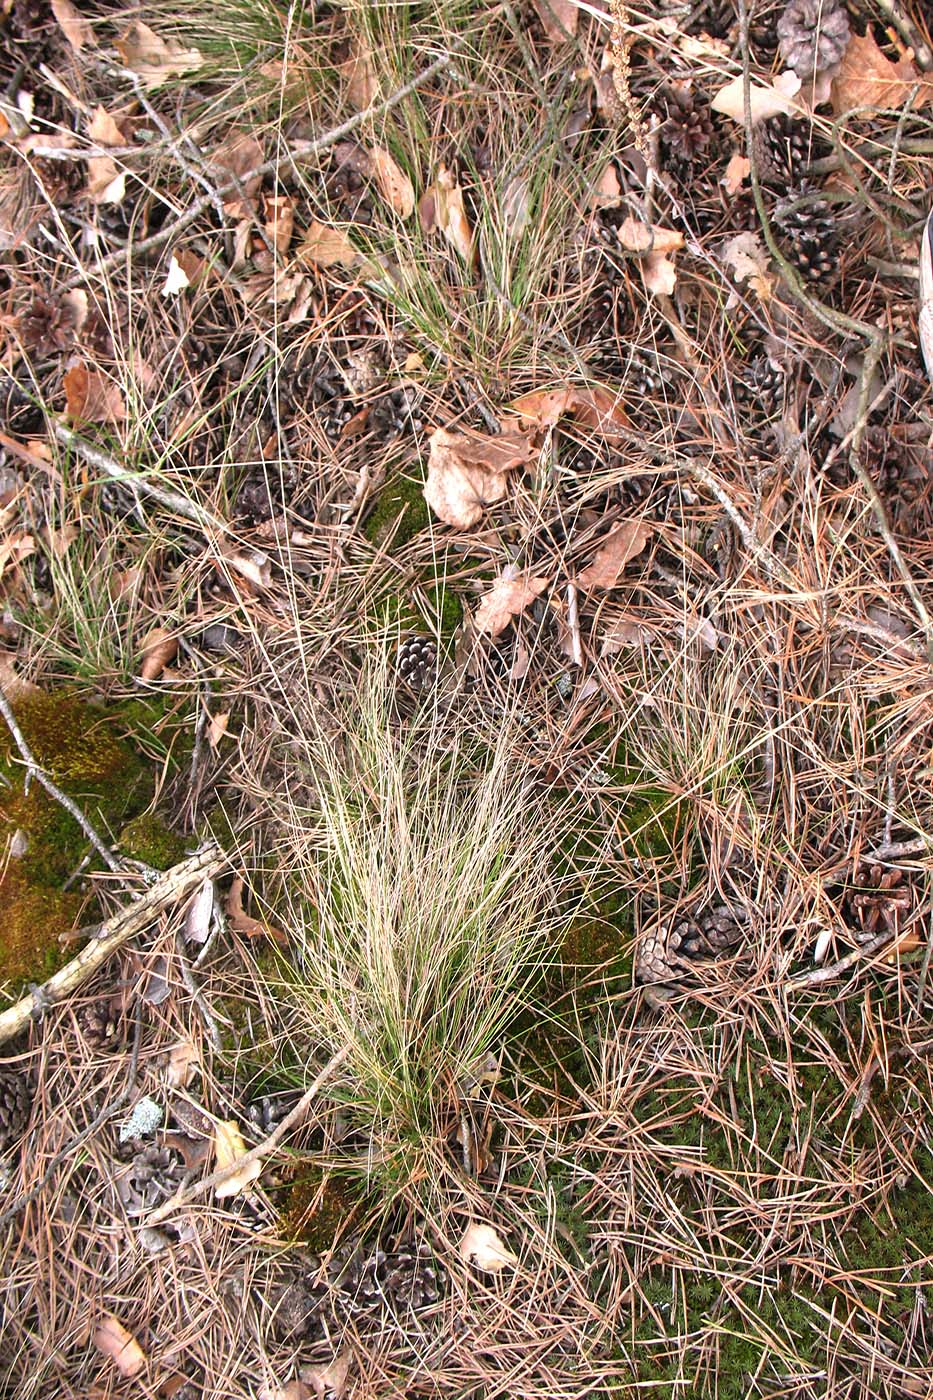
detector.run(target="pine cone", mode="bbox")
[246,1090,302,1135]
[396,634,438,691]
[659,87,715,165]
[774,181,838,283]
[295,356,355,440]
[76,998,123,1051]
[0,1064,32,1152]
[636,905,746,984]
[17,296,78,357]
[114,1142,187,1215]
[777,0,850,78]
[754,115,812,190]
[11,0,52,39]
[845,863,915,943]
[735,354,785,418]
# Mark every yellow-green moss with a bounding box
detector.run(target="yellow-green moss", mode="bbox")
[0,692,157,990]
[281,1167,357,1250]
[364,468,429,547]
[118,812,187,870]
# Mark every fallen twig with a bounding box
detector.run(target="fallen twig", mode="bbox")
[0,843,225,1046]
[787,926,916,989]
[144,1043,350,1226]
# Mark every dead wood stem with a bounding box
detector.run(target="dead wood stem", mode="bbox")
[0,844,224,1046]
[144,1043,350,1226]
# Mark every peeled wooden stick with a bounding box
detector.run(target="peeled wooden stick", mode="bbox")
[0,843,225,1047]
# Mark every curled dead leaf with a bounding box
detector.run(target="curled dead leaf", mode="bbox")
[474,569,549,637]
[301,1351,353,1400]
[264,193,295,256]
[94,1314,147,1378]
[138,626,178,681]
[722,232,773,302]
[577,520,650,590]
[506,385,629,439]
[370,146,415,218]
[165,1039,200,1089]
[212,133,264,217]
[295,221,359,269]
[722,152,750,195]
[459,1222,517,1273]
[532,0,578,42]
[340,36,378,111]
[213,1119,262,1198]
[831,30,933,115]
[86,155,126,206]
[711,70,801,123]
[225,875,287,945]
[617,217,684,256]
[424,425,536,529]
[423,165,474,263]
[87,106,124,147]
[63,363,126,423]
[115,20,204,89]
[641,251,677,297]
[51,0,95,53]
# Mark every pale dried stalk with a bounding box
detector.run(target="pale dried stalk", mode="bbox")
[0,844,224,1046]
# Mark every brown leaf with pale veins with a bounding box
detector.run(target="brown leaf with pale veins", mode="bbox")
[138,626,178,681]
[52,0,95,54]
[424,426,536,529]
[370,146,415,218]
[340,35,378,110]
[532,0,578,42]
[507,385,629,439]
[831,31,933,115]
[302,1352,353,1400]
[94,1315,146,1378]
[577,520,650,590]
[474,569,549,637]
[63,363,125,423]
[295,221,359,269]
[115,20,203,89]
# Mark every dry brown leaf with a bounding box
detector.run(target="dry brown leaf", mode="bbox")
[0,533,35,582]
[63,363,126,423]
[258,1383,311,1400]
[642,251,677,297]
[207,710,230,749]
[459,1222,517,1273]
[264,193,295,256]
[722,231,773,302]
[212,133,264,217]
[474,569,549,637]
[302,1352,353,1400]
[138,626,178,681]
[213,1119,262,1198]
[86,156,125,205]
[592,162,622,207]
[600,616,651,654]
[51,0,95,53]
[423,165,474,263]
[295,221,359,269]
[94,1315,146,1378]
[225,875,287,945]
[831,31,933,115]
[531,0,578,42]
[115,20,204,89]
[217,546,272,593]
[722,152,750,195]
[507,385,629,439]
[711,70,801,123]
[87,105,124,147]
[617,217,684,255]
[423,425,536,529]
[577,520,650,590]
[340,36,378,110]
[370,146,414,218]
[165,1039,199,1089]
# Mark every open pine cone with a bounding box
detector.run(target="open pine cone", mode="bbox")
[777,0,850,78]
[0,1064,32,1152]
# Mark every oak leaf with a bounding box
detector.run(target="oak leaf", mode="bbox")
[424,425,536,529]
[94,1315,146,1378]
[531,0,578,42]
[421,165,474,263]
[459,1222,517,1273]
[506,385,629,439]
[138,626,178,681]
[340,36,378,110]
[63,363,126,423]
[370,146,415,218]
[474,568,549,637]
[115,21,204,89]
[51,0,94,53]
[88,106,124,146]
[86,156,125,205]
[296,221,359,269]
[711,70,801,123]
[831,31,933,115]
[213,1119,262,1197]
[577,520,650,590]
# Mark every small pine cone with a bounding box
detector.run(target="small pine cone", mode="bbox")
[735,354,785,418]
[246,1090,302,1135]
[696,905,747,949]
[777,0,850,78]
[754,114,811,190]
[396,634,437,691]
[11,0,52,39]
[296,357,355,440]
[116,1143,187,1215]
[32,155,84,204]
[659,88,715,164]
[636,930,676,984]
[383,1243,443,1312]
[273,1277,327,1341]
[774,181,837,284]
[17,294,84,357]
[0,1064,32,1152]
[76,998,123,1051]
